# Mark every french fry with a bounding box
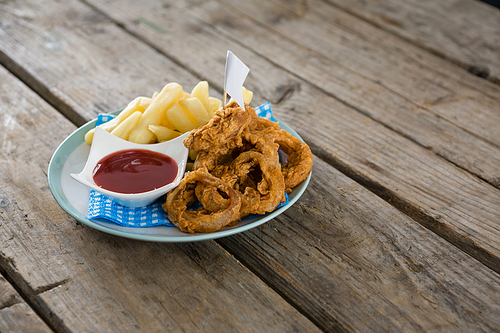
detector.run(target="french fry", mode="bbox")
[242,86,253,104]
[148,125,181,142]
[166,103,197,133]
[85,81,253,146]
[228,86,253,105]
[208,97,221,116]
[179,97,209,127]
[110,111,142,140]
[138,97,152,111]
[190,81,210,113]
[189,148,197,161]
[84,96,149,145]
[105,96,149,130]
[84,129,96,146]
[197,117,210,126]
[128,82,184,144]
[159,111,173,128]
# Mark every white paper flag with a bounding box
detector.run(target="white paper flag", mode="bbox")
[224,50,250,110]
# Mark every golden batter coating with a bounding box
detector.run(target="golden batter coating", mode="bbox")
[164,102,313,233]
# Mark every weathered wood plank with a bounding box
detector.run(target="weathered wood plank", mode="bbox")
[2,0,500,278]
[0,1,499,332]
[0,276,21,310]
[220,157,500,332]
[192,0,500,187]
[0,276,52,333]
[55,0,500,188]
[211,0,500,145]
[209,0,500,102]
[0,50,318,333]
[0,304,53,333]
[80,0,500,271]
[0,0,209,125]
[323,0,500,84]
[3,58,500,333]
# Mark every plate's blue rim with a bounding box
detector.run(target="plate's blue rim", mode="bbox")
[48,111,311,243]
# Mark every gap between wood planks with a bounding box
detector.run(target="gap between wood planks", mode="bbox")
[197,0,500,187]
[217,235,353,333]
[319,0,500,86]
[0,0,499,273]
[0,253,71,333]
[81,0,227,103]
[186,3,500,189]
[1,2,499,329]
[0,49,87,128]
[309,140,500,274]
[79,0,308,110]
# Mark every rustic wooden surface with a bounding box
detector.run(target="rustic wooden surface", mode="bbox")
[0,275,52,333]
[210,0,500,184]
[323,0,500,84]
[0,65,318,331]
[79,0,500,270]
[1,0,500,331]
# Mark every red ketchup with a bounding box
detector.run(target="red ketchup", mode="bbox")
[92,149,178,194]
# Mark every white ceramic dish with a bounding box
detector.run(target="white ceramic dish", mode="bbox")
[71,128,189,207]
[47,111,311,243]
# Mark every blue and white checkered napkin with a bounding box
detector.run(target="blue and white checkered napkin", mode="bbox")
[87,102,287,227]
[89,191,172,227]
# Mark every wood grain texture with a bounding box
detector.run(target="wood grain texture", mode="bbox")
[0,303,52,333]
[0,275,52,333]
[211,0,500,142]
[220,158,500,332]
[193,0,500,187]
[0,276,21,310]
[0,0,210,125]
[0,62,318,331]
[81,0,500,272]
[323,0,500,84]
[3,65,499,332]
[2,0,499,278]
[209,0,500,100]
[1,0,500,331]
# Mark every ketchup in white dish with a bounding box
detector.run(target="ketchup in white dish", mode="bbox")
[93,149,178,194]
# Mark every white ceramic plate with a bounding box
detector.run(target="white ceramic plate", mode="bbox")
[48,112,311,242]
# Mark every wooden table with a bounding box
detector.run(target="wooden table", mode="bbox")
[1,0,499,331]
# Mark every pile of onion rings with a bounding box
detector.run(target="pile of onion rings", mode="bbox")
[162,101,313,233]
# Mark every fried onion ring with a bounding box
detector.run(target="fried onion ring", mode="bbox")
[195,182,229,213]
[249,110,280,131]
[183,101,253,153]
[166,101,313,233]
[263,128,313,192]
[163,169,241,234]
[218,151,285,216]
[192,129,280,172]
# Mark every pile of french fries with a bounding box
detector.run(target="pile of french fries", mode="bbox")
[85,81,253,145]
